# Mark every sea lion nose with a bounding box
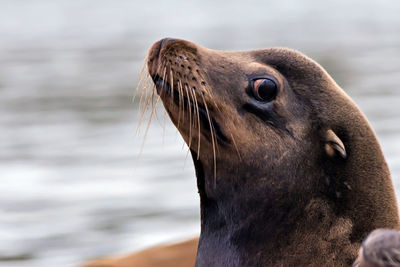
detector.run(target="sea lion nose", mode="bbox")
[150,38,178,60]
[160,37,178,49]
[147,38,179,77]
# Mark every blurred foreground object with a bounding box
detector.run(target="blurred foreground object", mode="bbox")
[83,237,198,267]
[354,229,400,267]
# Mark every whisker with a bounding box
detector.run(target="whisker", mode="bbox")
[230,133,242,161]
[192,90,201,159]
[139,65,162,118]
[149,63,167,126]
[201,93,217,187]
[151,92,163,126]
[187,87,198,152]
[136,83,156,136]
[138,74,150,114]
[197,75,218,108]
[188,87,198,130]
[204,87,221,113]
[177,81,184,128]
[139,94,161,156]
[132,57,148,104]
[184,84,193,149]
[169,68,175,105]
[160,65,167,100]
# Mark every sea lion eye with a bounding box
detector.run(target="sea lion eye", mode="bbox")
[252,78,278,102]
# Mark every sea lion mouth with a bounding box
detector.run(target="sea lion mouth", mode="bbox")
[151,74,229,144]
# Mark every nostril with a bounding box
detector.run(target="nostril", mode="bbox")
[160,37,178,49]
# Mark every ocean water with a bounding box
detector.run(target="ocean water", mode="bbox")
[0,0,399,266]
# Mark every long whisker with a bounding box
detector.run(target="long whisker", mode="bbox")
[137,64,164,135]
[151,93,163,127]
[150,80,159,124]
[137,46,179,154]
[198,77,220,111]
[184,84,193,149]
[169,68,175,105]
[184,87,198,163]
[192,90,201,159]
[132,57,148,104]
[188,87,198,130]
[139,94,161,156]
[136,63,166,131]
[138,74,150,114]
[205,89,221,114]
[151,63,169,126]
[136,83,156,136]
[230,133,242,161]
[159,64,167,101]
[177,81,184,128]
[201,93,217,187]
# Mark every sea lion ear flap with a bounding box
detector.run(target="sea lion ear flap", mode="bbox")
[324,129,347,159]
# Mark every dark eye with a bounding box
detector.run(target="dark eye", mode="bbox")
[252,78,278,102]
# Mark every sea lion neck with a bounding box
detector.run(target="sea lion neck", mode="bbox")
[190,149,336,266]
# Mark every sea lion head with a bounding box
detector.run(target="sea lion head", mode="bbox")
[148,38,350,200]
[146,38,398,247]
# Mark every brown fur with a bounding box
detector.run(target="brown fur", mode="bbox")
[83,38,400,266]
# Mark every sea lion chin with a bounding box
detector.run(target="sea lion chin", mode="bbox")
[145,38,400,266]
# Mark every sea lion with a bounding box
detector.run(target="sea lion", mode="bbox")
[145,38,399,266]
[83,39,400,267]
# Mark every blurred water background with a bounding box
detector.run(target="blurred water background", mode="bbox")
[0,0,399,266]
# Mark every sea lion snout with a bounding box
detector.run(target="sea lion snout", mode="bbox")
[146,38,228,154]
